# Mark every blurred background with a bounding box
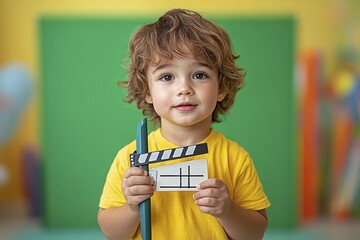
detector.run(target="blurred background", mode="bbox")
[0,0,359,239]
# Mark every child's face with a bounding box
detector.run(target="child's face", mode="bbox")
[145,54,226,128]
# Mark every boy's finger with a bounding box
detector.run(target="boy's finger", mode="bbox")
[124,167,148,178]
[193,187,218,200]
[125,175,154,187]
[129,185,155,195]
[197,178,222,189]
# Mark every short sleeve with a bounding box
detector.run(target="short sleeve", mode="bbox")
[99,149,131,209]
[234,154,270,210]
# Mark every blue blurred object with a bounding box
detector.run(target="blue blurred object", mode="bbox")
[349,76,360,123]
[23,146,42,217]
[0,63,33,145]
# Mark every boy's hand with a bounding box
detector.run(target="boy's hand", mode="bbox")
[122,167,155,212]
[193,178,232,218]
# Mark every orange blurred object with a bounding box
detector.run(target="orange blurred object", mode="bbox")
[298,50,321,223]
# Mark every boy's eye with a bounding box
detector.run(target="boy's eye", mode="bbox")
[159,74,174,81]
[193,72,208,80]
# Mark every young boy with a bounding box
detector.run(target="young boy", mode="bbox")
[98,8,270,240]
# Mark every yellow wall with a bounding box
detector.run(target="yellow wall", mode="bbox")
[0,0,358,203]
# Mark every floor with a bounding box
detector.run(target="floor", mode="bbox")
[1,215,360,240]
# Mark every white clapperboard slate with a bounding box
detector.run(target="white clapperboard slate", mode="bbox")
[130,143,208,191]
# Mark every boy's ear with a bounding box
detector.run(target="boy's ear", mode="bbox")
[145,95,153,104]
[217,91,227,102]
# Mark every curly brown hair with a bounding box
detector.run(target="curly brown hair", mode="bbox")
[121,8,245,125]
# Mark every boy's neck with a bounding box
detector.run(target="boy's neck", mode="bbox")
[160,121,212,146]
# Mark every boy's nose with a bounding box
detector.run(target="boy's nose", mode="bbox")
[177,79,194,96]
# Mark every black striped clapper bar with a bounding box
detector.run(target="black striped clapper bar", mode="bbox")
[130,143,208,167]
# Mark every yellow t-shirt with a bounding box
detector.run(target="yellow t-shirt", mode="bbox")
[99,128,270,239]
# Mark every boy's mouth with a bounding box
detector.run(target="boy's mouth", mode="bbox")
[174,102,197,111]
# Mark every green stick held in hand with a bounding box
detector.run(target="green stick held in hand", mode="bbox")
[136,118,151,240]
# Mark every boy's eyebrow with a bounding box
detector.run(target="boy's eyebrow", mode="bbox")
[195,62,213,69]
[152,62,213,74]
[152,64,171,74]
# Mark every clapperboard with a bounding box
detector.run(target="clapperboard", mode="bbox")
[130,143,208,191]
